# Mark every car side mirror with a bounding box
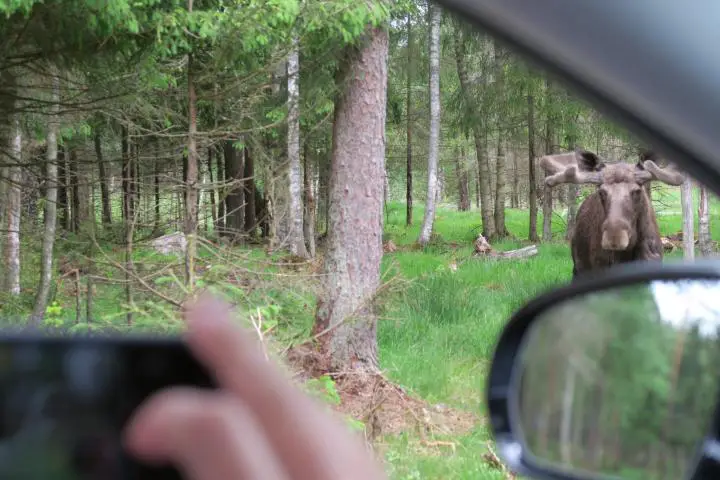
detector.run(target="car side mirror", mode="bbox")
[486,261,720,480]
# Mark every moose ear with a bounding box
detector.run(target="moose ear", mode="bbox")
[576,150,603,172]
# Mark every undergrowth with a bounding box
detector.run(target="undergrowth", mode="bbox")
[0,184,715,479]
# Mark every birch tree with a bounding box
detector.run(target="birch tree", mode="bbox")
[287,35,308,257]
[417,2,442,246]
[4,109,22,295]
[30,65,60,323]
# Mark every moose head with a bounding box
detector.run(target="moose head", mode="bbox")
[539,149,686,278]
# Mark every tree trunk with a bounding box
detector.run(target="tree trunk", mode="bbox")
[542,80,555,242]
[58,145,69,230]
[319,150,330,235]
[454,25,494,237]
[121,126,131,223]
[406,14,414,226]
[494,139,508,238]
[69,148,81,233]
[207,146,217,233]
[493,42,508,239]
[184,0,199,288]
[511,149,520,208]
[243,145,256,235]
[699,184,712,256]
[215,145,225,234]
[681,176,695,259]
[475,148,480,209]
[223,141,244,236]
[31,66,60,324]
[154,140,161,231]
[287,36,309,257]
[456,146,470,211]
[4,110,22,295]
[95,132,112,226]
[303,143,316,258]
[418,3,442,246]
[528,94,539,242]
[133,142,140,224]
[314,24,388,373]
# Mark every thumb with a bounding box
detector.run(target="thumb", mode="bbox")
[124,387,288,480]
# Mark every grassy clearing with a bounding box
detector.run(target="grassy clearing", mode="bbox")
[0,184,713,479]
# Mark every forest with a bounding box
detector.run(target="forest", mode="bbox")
[0,0,718,478]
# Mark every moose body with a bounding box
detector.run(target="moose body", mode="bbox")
[540,150,685,280]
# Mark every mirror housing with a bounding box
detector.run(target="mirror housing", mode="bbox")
[487,261,720,480]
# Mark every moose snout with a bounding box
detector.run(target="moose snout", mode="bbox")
[601,219,631,251]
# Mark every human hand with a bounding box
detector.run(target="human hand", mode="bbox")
[124,296,387,480]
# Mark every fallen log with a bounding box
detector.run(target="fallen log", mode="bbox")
[473,234,538,259]
[661,237,678,252]
[492,245,538,259]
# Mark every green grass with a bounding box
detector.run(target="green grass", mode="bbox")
[374,186,715,479]
[1,184,715,479]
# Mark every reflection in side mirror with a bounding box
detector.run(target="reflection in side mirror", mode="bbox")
[514,279,720,480]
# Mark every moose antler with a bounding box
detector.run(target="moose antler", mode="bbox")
[634,160,686,186]
[539,150,604,187]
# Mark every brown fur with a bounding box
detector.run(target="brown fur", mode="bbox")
[570,157,663,279]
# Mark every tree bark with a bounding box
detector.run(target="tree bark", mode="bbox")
[528,95,539,242]
[406,14,414,226]
[314,24,388,373]
[493,42,508,239]
[418,3,442,246]
[456,146,470,211]
[69,147,81,233]
[121,125,131,223]
[215,145,226,234]
[699,184,712,256]
[184,0,199,287]
[681,176,695,259]
[31,66,60,324]
[207,146,217,232]
[223,140,244,236]
[95,132,112,226]
[494,139,508,238]
[287,36,309,257]
[511,149,520,208]
[58,145,69,230]
[542,80,555,242]
[303,143,316,257]
[4,109,22,295]
[154,139,161,231]
[243,145,256,235]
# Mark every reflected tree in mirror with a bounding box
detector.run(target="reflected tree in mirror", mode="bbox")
[514,279,720,480]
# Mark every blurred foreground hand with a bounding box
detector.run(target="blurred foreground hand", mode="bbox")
[124,295,387,480]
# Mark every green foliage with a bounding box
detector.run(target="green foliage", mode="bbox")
[43,301,64,328]
[306,374,342,405]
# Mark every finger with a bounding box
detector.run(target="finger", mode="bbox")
[124,387,288,480]
[181,298,386,479]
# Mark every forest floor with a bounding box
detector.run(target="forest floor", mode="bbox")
[1,186,717,479]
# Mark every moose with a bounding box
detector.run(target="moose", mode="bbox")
[539,149,686,279]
